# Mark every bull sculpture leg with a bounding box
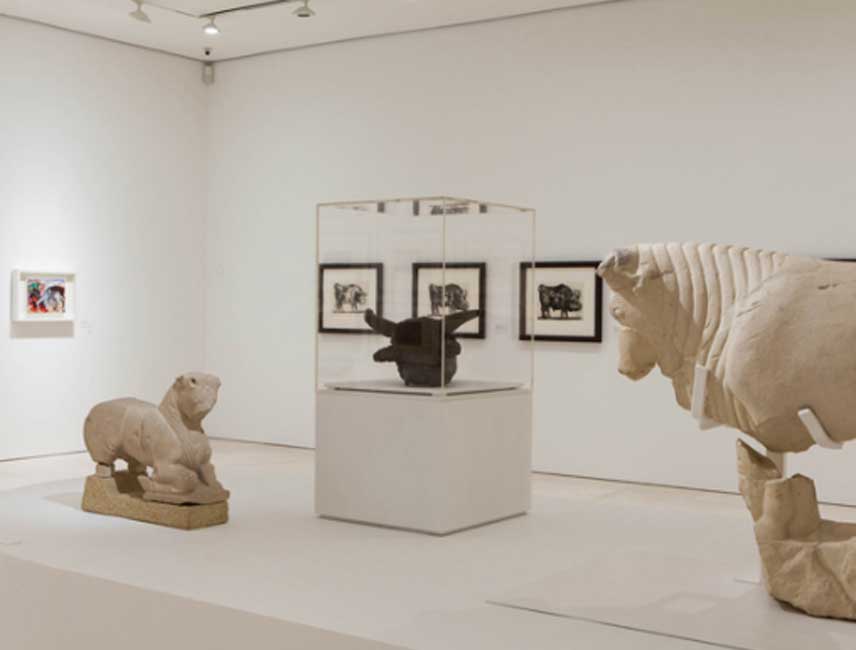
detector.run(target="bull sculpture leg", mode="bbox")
[139,460,227,505]
[125,458,148,476]
[139,460,200,495]
[95,463,113,478]
[199,463,225,491]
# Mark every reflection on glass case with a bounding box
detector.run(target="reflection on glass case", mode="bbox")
[316,197,536,395]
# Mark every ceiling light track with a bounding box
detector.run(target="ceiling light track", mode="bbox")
[132,0,314,39]
[200,0,303,20]
[140,0,305,21]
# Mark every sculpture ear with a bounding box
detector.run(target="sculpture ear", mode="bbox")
[174,374,196,388]
[598,247,639,291]
[364,309,396,337]
[445,310,480,333]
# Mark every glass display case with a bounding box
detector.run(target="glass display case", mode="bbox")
[315,196,536,395]
[315,196,536,534]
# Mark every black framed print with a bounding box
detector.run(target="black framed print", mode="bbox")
[412,262,486,339]
[318,263,383,334]
[519,261,603,342]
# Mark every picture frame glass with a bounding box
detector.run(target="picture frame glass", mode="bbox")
[319,265,381,333]
[413,265,484,337]
[12,271,76,322]
[521,264,601,341]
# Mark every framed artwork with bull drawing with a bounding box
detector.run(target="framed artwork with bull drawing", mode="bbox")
[412,262,486,339]
[318,263,384,334]
[11,270,76,323]
[519,261,603,342]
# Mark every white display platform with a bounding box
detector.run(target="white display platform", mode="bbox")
[324,379,523,396]
[315,385,532,534]
[492,548,856,650]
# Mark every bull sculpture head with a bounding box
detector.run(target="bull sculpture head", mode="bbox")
[597,246,681,383]
[597,242,856,454]
[365,309,480,387]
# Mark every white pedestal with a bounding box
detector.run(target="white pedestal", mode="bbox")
[315,385,532,535]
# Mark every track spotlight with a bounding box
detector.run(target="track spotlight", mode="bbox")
[203,17,220,36]
[293,0,315,18]
[129,0,151,23]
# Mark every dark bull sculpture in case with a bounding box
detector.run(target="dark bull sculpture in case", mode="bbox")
[364,309,480,387]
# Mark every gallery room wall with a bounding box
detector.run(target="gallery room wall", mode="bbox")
[0,17,208,459]
[205,0,856,500]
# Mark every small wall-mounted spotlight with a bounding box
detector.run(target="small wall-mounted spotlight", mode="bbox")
[202,17,220,36]
[129,0,151,23]
[293,0,316,18]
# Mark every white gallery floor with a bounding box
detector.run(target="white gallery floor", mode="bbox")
[1,440,855,650]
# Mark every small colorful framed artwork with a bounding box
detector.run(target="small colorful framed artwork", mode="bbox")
[411,262,486,339]
[519,261,603,342]
[11,271,76,323]
[318,263,384,334]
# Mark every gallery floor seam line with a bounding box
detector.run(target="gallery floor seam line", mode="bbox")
[0,448,86,465]
[485,601,751,650]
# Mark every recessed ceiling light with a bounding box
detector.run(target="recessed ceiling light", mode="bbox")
[129,0,151,24]
[293,0,315,18]
[203,17,220,36]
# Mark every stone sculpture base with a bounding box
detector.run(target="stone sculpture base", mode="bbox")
[737,440,856,620]
[82,471,228,530]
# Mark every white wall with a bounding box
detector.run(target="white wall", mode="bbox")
[205,0,856,501]
[10,1,846,501]
[0,18,208,459]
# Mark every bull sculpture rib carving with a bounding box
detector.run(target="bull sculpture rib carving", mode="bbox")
[599,243,856,619]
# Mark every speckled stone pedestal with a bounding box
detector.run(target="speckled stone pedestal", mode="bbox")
[82,471,228,530]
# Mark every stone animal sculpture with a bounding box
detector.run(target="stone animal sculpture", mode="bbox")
[334,283,367,312]
[365,308,479,387]
[428,283,469,316]
[84,373,229,505]
[538,283,581,319]
[598,242,856,619]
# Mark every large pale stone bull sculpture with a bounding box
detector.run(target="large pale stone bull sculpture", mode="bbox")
[598,243,856,619]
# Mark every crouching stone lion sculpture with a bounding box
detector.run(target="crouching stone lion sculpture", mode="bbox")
[599,243,856,619]
[84,372,229,506]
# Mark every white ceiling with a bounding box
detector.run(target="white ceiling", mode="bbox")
[0,0,615,61]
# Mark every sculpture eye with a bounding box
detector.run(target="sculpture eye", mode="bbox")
[190,378,197,385]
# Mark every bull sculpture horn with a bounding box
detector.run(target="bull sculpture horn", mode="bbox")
[364,309,481,387]
[597,247,639,290]
[443,309,480,333]
[364,309,396,337]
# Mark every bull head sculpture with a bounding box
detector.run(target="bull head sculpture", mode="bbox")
[597,243,856,454]
[365,309,480,387]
